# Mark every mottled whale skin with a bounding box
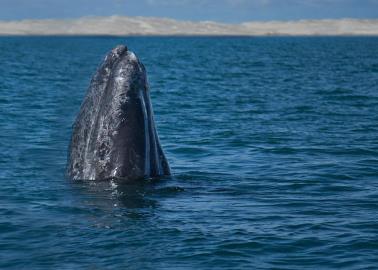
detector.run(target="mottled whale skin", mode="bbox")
[67,45,170,181]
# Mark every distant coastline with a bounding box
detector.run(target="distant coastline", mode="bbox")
[0,16,377,36]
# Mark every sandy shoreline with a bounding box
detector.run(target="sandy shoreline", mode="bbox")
[0,16,377,36]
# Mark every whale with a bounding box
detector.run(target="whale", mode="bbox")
[67,45,170,181]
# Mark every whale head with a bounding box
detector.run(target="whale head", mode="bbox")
[67,45,170,181]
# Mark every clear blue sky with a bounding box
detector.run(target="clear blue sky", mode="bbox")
[1,0,377,22]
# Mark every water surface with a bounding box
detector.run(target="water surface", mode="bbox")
[1,36,378,269]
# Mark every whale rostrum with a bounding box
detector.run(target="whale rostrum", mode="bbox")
[67,45,170,181]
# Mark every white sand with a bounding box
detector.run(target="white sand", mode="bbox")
[0,16,377,36]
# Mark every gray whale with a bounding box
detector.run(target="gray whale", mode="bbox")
[67,45,170,181]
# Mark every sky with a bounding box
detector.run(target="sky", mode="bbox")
[0,0,377,23]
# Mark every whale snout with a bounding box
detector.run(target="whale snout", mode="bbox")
[112,50,148,96]
[111,44,128,56]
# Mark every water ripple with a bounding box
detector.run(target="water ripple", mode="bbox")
[0,36,378,269]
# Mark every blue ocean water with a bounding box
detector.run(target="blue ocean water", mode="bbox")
[1,36,378,269]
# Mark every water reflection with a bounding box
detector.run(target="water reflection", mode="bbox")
[70,176,181,213]
[110,180,160,209]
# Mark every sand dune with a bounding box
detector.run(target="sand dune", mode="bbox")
[0,16,377,36]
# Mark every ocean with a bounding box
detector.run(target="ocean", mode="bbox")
[1,36,378,269]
